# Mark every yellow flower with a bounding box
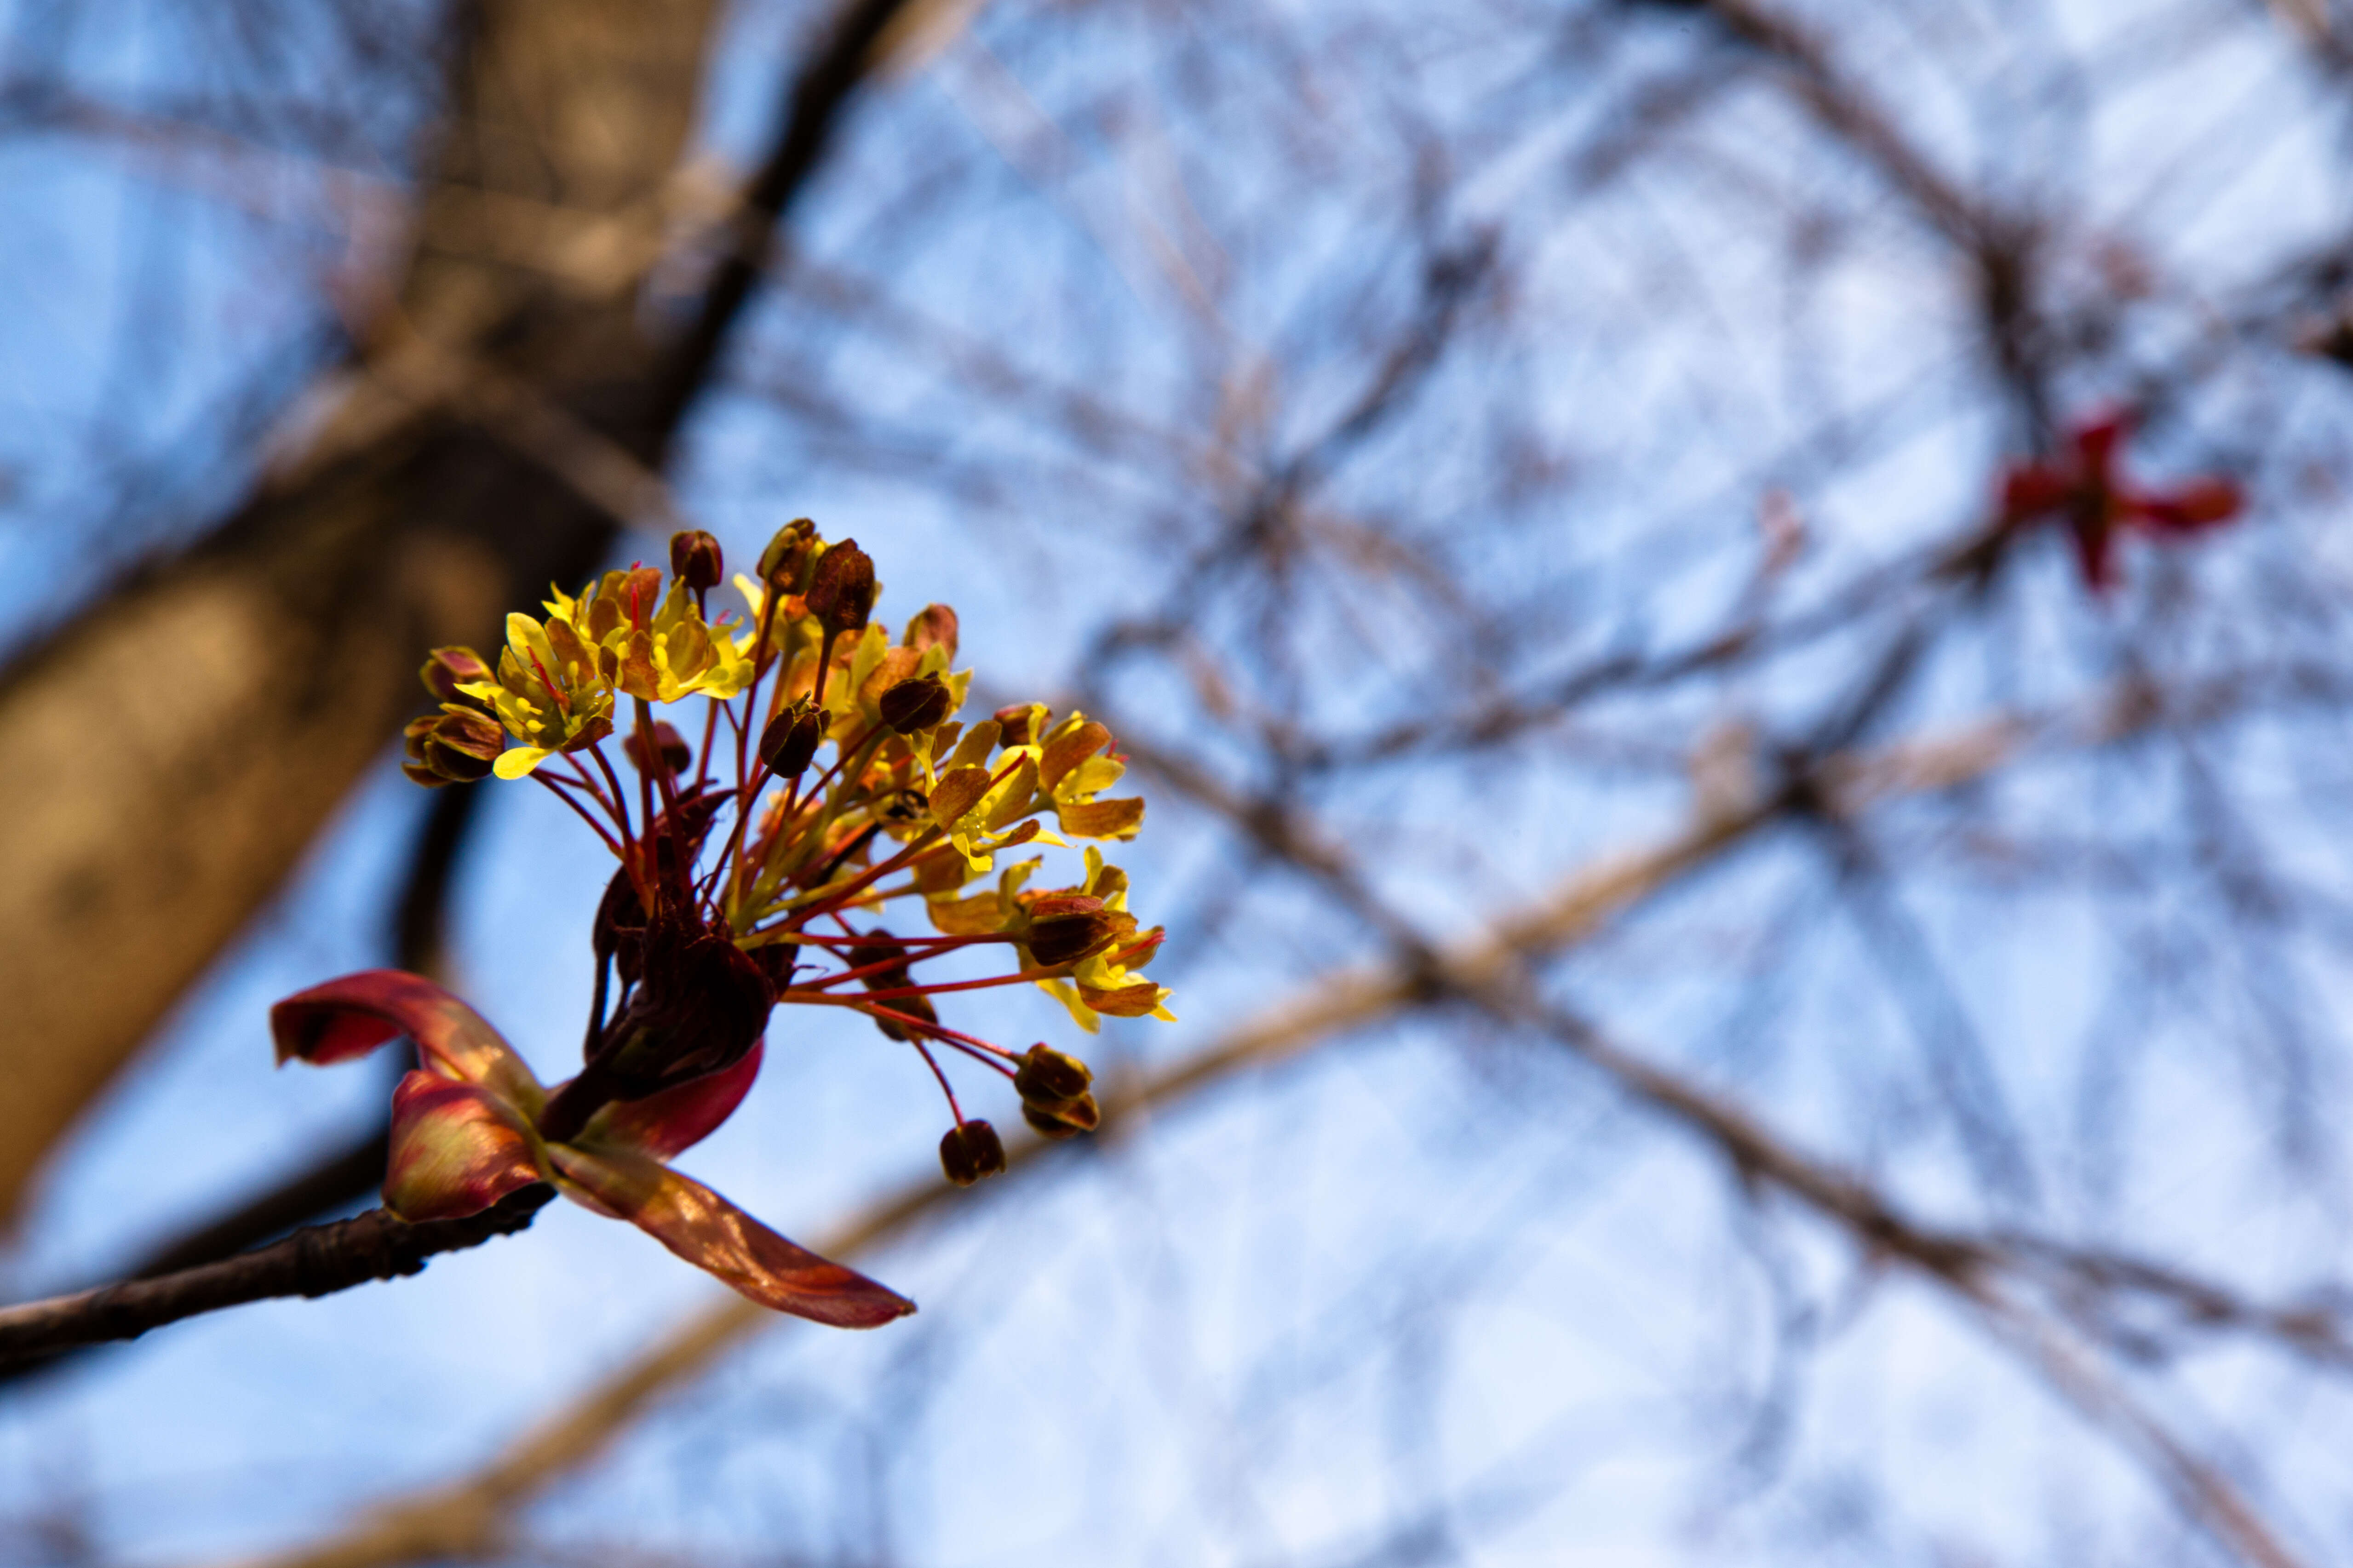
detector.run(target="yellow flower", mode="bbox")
[1037,712,1146,840]
[1034,849,1175,1031]
[459,611,615,778]
[555,568,752,706]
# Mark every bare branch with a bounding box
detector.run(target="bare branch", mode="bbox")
[0,1187,554,1364]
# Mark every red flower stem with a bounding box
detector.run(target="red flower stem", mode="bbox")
[801,822,883,898]
[588,744,635,844]
[694,695,722,794]
[730,721,882,910]
[711,708,773,918]
[726,607,789,912]
[589,745,647,896]
[635,695,694,908]
[849,972,1050,1003]
[796,721,886,813]
[531,773,626,858]
[811,628,840,713]
[752,574,785,684]
[631,701,658,868]
[549,756,624,829]
[907,1037,966,1124]
[797,829,945,921]
[823,997,1022,1065]
[770,930,1000,953]
[640,697,683,819]
[789,949,1022,993]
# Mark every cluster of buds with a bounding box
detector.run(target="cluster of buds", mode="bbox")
[1997,411,2243,591]
[286,521,1171,1328]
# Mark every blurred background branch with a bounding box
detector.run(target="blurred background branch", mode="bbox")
[7,0,2353,1564]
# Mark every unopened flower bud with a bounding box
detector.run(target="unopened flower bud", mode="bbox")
[939,1120,1007,1185]
[993,703,1039,747]
[869,993,937,1042]
[1021,1093,1099,1139]
[624,722,691,776]
[758,702,826,781]
[848,932,937,1040]
[1024,900,1124,967]
[878,673,954,735]
[902,603,959,659]
[804,539,877,634]
[669,529,723,594]
[1014,1043,1093,1104]
[757,517,817,590]
[419,647,492,703]
[402,705,505,786]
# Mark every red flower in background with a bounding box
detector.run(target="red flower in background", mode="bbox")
[1997,412,2242,590]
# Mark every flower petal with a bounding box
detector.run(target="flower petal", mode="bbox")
[271,969,545,1112]
[575,1041,765,1161]
[545,1144,914,1328]
[492,744,555,780]
[1057,797,1145,840]
[1038,720,1110,793]
[929,765,994,827]
[384,1071,549,1221]
[1077,979,1170,1018]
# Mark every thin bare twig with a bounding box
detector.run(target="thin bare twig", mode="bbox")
[0,1188,554,1364]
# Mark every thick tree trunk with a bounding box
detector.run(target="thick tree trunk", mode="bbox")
[0,0,721,1219]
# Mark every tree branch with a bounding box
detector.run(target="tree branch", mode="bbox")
[0,1186,554,1364]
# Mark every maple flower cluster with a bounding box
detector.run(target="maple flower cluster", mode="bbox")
[275,520,1170,1328]
[1997,411,2242,591]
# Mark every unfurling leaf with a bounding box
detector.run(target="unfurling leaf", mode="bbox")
[272,969,543,1113]
[384,1072,549,1222]
[575,1040,766,1161]
[547,1143,914,1328]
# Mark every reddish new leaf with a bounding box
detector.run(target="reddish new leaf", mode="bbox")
[576,1040,766,1160]
[545,1143,914,1328]
[272,969,544,1114]
[384,1071,549,1222]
